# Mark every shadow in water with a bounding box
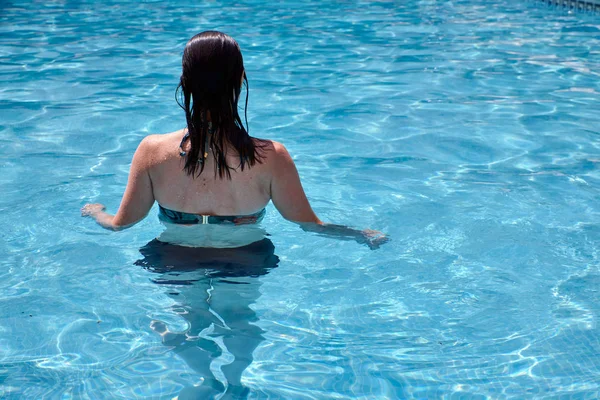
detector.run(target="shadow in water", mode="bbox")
[136,238,279,399]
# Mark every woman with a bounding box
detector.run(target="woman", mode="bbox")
[82,31,387,250]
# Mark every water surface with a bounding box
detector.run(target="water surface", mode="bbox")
[1,0,599,398]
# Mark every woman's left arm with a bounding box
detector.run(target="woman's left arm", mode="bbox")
[82,137,156,230]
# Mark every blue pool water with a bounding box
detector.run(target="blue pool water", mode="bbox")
[2,0,600,398]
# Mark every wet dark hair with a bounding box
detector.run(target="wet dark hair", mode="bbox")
[176,31,265,179]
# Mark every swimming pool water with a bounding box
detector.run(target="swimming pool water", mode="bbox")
[1,0,600,398]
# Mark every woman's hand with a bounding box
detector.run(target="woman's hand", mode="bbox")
[360,229,389,250]
[81,203,106,217]
[300,222,389,250]
[81,203,122,230]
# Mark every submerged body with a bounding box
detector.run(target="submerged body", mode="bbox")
[156,223,267,248]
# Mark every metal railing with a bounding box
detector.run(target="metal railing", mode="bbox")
[539,0,600,12]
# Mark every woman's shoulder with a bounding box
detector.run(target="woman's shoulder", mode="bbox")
[251,139,297,179]
[134,130,185,165]
[141,129,184,147]
[138,129,184,151]
[253,138,291,160]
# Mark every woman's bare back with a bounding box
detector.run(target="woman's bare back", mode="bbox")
[146,130,272,216]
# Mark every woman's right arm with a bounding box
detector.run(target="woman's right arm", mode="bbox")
[269,142,388,250]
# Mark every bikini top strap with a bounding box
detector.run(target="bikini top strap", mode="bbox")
[178,132,210,163]
[179,133,189,157]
